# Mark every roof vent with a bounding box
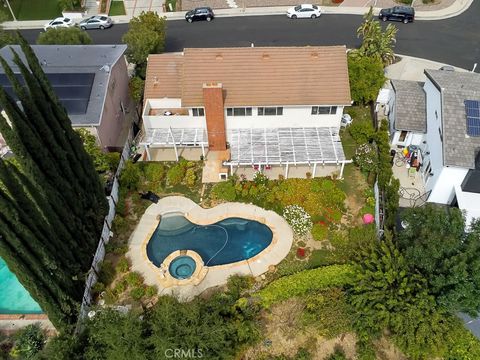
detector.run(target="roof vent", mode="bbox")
[41,60,47,66]
[262,53,270,60]
[153,76,159,86]
[100,65,110,73]
[311,52,319,58]
[215,54,223,60]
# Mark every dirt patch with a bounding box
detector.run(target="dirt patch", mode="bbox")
[343,167,369,226]
[314,333,357,360]
[373,336,408,360]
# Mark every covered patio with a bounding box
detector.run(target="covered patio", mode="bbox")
[225,127,351,179]
[139,127,208,161]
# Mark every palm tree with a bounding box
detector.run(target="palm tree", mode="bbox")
[357,7,398,66]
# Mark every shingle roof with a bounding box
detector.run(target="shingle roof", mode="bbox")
[425,69,480,169]
[144,46,351,107]
[0,45,127,126]
[391,80,426,132]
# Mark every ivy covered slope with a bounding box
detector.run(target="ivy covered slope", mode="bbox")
[0,35,108,330]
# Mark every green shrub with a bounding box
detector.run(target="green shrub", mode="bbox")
[354,143,378,173]
[105,152,120,172]
[283,205,312,235]
[308,249,338,267]
[11,324,45,359]
[258,264,354,307]
[120,161,141,190]
[91,281,105,297]
[184,168,196,188]
[130,286,146,300]
[145,285,158,298]
[115,257,129,273]
[104,289,118,305]
[303,288,352,338]
[125,271,143,287]
[311,223,328,241]
[143,162,165,185]
[98,261,115,285]
[211,180,237,201]
[348,121,375,144]
[166,164,186,186]
[113,278,127,296]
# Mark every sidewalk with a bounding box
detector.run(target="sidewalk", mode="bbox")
[0,0,473,29]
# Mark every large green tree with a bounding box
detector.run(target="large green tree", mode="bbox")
[37,27,93,45]
[0,34,107,330]
[122,11,166,78]
[398,205,480,314]
[349,235,452,358]
[357,7,398,66]
[347,53,386,105]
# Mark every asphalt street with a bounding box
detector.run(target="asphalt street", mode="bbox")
[17,1,480,70]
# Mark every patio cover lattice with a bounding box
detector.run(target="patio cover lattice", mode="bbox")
[225,127,345,166]
[140,128,208,147]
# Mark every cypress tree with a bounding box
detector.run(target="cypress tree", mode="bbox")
[0,35,108,330]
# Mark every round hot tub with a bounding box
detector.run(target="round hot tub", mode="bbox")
[169,256,197,280]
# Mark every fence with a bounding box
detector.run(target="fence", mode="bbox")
[76,127,134,331]
[374,179,385,236]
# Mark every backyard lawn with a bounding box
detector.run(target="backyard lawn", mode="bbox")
[9,0,61,20]
[109,0,126,16]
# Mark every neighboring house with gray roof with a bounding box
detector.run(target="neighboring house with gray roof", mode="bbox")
[389,80,426,148]
[421,69,480,226]
[0,44,132,151]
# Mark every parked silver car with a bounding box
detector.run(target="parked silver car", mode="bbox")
[79,16,113,30]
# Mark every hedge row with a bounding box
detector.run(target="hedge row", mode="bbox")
[258,264,354,307]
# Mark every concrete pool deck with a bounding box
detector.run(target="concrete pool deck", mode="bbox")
[127,196,293,300]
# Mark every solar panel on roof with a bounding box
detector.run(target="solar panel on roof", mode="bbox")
[465,100,480,137]
[0,73,94,115]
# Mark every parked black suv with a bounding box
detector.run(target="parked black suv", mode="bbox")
[378,6,415,24]
[185,7,215,23]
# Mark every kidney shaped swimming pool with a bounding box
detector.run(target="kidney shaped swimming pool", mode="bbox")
[146,214,273,267]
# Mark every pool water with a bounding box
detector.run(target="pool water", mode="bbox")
[0,258,42,314]
[169,256,197,279]
[147,215,273,267]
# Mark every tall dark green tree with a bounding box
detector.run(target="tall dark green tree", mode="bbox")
[0,33,107,330]
[398,205,480,314]
[349,235,452,358]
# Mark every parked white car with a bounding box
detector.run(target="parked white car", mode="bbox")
[287,4,322,19]
[44,17,75,31]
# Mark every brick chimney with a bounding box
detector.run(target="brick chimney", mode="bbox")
[203,83,226,151]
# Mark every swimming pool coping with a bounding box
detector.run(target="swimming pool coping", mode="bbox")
[127,196,293,299]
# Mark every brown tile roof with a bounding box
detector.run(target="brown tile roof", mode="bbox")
[144,46,351,107]
[144,53,183,102]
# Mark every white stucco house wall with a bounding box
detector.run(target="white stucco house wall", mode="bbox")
[139,46,352,181]
[414,70,480,226]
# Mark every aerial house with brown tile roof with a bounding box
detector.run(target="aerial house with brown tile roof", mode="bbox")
[139,46,352,181]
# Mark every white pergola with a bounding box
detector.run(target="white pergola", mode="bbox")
[225,127,350,178]
[139,128,208,161]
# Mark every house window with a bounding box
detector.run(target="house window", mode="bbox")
[226,107,252,116]
[399,131,408,142]
[192,108,204,116]
[258,107,283,116]
[311,106,337,115]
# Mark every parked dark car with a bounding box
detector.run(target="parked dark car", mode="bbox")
[378,6,415,24]
[185,7,215,22]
